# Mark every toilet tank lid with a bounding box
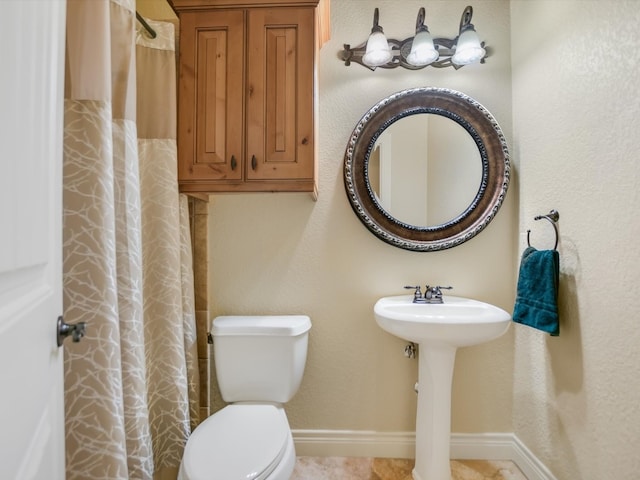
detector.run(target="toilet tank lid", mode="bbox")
[212,315,311,336]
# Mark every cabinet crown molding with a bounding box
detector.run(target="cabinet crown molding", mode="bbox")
[169,0,320,12]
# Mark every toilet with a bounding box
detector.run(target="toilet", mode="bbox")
[178,315,311,480]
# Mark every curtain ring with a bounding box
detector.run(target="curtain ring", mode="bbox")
[526,209,559,250]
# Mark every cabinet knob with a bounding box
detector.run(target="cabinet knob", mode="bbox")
[251,155,257,170]
[230,155,237,170]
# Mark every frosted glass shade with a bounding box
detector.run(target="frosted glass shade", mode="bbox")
[362,31,392,67]
[406,30,439,66]
[451,28,486,66]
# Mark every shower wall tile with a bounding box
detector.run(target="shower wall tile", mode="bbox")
[192,196,208,215]
[199,406,209,423]
[192,209,208,311]
[198,347,210,415]
[195,310,210,359]
[189,196,210,418]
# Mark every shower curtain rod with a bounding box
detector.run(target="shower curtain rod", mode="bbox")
[136,12,156,39]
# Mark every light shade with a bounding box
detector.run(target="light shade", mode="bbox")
[363,30,392,67]
[406,30,439,67]
[451,27,486,66]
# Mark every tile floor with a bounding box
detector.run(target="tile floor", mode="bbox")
[291,457,528,480]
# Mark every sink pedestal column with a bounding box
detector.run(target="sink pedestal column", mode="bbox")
[412,344,457,480]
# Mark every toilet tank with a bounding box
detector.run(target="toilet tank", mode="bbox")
[212,315,311,403]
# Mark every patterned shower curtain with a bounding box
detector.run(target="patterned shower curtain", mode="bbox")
[63,1,199,479]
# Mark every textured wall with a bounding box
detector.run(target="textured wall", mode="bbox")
[136,0,176,21]
[207,0,516,435]
[511,1,640,478]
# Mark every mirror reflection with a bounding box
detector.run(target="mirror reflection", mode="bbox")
[368,114,482,226]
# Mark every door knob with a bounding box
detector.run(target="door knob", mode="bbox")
[56,315,87,347]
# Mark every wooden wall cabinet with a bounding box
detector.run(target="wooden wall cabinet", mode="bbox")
[171,0,328,198]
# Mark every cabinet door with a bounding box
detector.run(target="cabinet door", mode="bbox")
[246,8,315,182]
[178,10,244,183]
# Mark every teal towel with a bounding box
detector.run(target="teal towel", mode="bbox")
[513,246,560,336]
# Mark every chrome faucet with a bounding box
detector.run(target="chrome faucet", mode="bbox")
[405,285,424,302]
[405,285,453,304]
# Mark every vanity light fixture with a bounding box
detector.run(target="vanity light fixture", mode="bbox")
[342,6,488,70]
[406,7,439,67]
[362,8,393,67]
[451,6,486,65]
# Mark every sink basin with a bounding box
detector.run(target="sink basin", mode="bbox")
[374,295,511,348]
[373,294,511,480]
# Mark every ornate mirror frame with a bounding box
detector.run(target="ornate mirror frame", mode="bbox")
[344,87,510,251]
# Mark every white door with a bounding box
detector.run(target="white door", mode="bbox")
[0,1,67,479]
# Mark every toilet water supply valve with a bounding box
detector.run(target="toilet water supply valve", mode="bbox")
[404,342,419,394]
[404,342,417,359]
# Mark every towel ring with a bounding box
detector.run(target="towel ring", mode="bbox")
[527,209,559,250]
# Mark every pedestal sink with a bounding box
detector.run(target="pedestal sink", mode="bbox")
[374,295,511,480]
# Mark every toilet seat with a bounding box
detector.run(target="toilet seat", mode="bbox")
[180,404,290,480]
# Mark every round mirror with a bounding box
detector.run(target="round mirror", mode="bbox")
[344,87,510,251]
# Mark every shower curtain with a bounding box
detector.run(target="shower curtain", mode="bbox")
[63,1,199,479]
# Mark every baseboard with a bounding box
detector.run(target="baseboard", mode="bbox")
[506,435,559,480]
[292,429,415,459]
[292,430,557,480]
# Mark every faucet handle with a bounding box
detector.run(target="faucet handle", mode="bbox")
[425,285,453,297]
[404,285,423,300]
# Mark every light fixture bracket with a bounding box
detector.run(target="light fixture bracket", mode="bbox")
[370,7,384,34]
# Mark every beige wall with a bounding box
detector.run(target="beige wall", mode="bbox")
[511,1,640,478]
[136,0,176,21]
[207,0,516,435]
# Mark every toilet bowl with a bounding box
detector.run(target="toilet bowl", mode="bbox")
[178,315,311,480]
[179,404,295,480]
